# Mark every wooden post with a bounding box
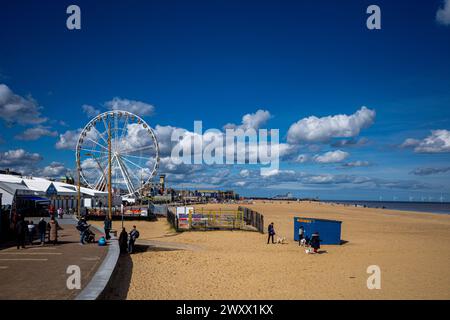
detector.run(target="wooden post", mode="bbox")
[108,120,112,220]
[77,153,81,219]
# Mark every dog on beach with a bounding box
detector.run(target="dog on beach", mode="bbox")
[276,237,288,244]
[299,238,307,246]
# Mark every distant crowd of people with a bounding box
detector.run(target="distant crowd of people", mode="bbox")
[76,216,140,254]
[14,214,62,249]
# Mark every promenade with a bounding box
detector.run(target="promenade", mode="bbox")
[0,215,108,300]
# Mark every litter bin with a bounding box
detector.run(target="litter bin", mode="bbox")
[294,217,342,245]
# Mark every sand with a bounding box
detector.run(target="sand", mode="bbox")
[99,201,450,299]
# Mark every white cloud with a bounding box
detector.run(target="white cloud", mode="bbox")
[82,104,101,118]
[403,130,450,153]
[287,106,375,143]
[105,97,154,117]
[55,128,83,150]
[400,138,421,148]
[0,84,47,126]
[80,158,98,170]
[37,162,70,178]
[294,154,309,163]
[224,109,272,130]
[410,166,450,176]
[260,169,296,178]
[234,181,247,187]
[342,160,371,168]
[240,169,250,177]
[331,137,369,148]
[121,123,155,150]
[15,126,58,141]
[0,149,42,172]
[153,125,181,156]
[437,0,450,25]
[313,150,349,163]
[0,149,71,178]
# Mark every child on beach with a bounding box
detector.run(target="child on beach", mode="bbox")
[298,226,305,246]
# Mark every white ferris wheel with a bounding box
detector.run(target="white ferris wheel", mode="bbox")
[75,110,160,197]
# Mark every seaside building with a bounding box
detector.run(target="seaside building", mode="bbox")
[272,192,295,200]
[194,189,239,202]
[0,173,108,214]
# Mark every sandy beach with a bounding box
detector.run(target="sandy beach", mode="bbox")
[100,201,450,300]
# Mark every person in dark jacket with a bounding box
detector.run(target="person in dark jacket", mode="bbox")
[77,217,89,245]
[104,216,112,240]
[310,231,321,253]
[38,218,47,245]
[267,222,275,244]
[119,227,128,254]
[15,215,27,249]
[128,226,140,253]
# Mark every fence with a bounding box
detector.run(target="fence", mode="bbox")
[167,208,177,230]
[167,207,244,231]
[167,206,264,233]
[238,206,264,234]
[149,203,168,216]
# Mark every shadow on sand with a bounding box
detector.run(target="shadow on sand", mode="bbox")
[99,244,182,299]
[99,253,133,300]
[135,244,181,252]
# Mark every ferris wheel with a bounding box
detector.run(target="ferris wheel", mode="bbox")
[76,110,160,197]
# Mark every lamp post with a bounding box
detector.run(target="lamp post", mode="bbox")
[77,151,81,219]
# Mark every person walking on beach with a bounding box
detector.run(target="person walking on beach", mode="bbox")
[48,216,62,245]
[267,222,275,244]
[298,226,305,246]
[38,218,47,245]
[310,231,321,253]
[128,225,140,254]
[119,227,128,254]
[104,215,112,240]
[15,215,27,249]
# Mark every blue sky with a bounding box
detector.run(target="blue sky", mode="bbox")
[1,0,450,200]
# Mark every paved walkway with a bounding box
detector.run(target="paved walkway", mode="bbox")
[0,215,108,300]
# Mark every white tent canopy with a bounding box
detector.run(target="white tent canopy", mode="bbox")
[0,173,108,206]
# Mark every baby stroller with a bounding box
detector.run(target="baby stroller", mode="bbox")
[82,225,96,243]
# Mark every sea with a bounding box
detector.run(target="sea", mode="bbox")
[322,200,450,215]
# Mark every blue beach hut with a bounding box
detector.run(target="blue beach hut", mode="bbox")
[293,217,342,245]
